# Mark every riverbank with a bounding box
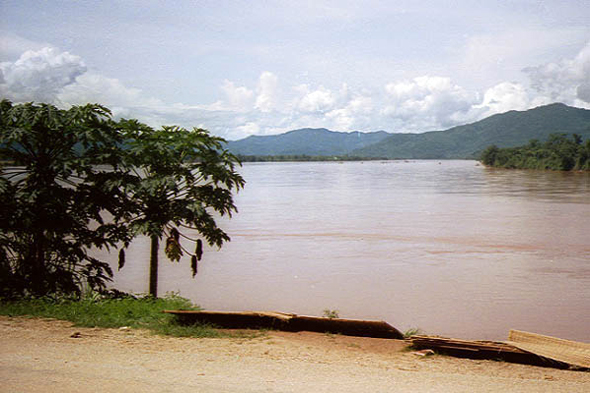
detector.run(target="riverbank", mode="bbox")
[1,316,588,392]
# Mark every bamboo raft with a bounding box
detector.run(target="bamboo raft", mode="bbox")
[163,310,404,339]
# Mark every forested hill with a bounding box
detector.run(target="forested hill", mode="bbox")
[226,104,590,159]
[353,103,590,159]
[225,128,391,156]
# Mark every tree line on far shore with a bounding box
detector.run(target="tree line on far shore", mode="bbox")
[235,154,385,162]
[480,133,590,171]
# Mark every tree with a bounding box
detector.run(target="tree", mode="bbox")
[480,145,499,166]
[118,120,245,297]
[0,100,244,298]
[479,133,589,171]
[0,100,131,297]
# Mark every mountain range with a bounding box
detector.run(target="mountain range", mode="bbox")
[226,128,391,156]
[225,103,590,159]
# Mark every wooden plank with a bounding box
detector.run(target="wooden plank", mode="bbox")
[411,335,526,353]
[508,330,590,369]
[410,335,573,369]
[163,310,404,339]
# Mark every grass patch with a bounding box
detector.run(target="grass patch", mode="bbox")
[403,327,424,338]
[322,309,339,319]
[153,321,223,338]
[0,291,227,339]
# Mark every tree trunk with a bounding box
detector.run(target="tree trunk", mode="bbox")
[30,229,46,296]
[149,235,159,297]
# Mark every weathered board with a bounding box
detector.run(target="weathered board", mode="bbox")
[508,330,590,369]
[410,335,576,369]
[163,310,404,339]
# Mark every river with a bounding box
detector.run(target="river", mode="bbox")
[106,160,590,341]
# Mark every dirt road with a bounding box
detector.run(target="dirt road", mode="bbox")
[1,316,588,392]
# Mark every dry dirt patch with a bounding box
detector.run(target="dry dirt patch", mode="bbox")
[1,316,588,392]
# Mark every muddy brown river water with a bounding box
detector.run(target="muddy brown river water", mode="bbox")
[104,160,590,341]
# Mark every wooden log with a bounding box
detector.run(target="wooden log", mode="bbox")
[163,310,404,339]
[165,310,295,330]
[289,315,404,339]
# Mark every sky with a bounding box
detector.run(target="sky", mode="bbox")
[1,0,589,140]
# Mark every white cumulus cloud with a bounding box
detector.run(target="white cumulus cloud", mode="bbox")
[297,85,337,113]
[221,80,254,111]
[383,76,476,130]
[325,95,373,130]
[255,71,278,112]
[524,41,590,105]
[58,72,162,109]
[474,82,537,118]
[0,47,86,102]
[0,45,166,119]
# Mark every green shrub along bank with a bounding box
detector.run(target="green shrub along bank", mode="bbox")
[0,292,225,338]
[480,133,590,171]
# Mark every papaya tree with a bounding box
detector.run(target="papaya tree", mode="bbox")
[0,100,132,297]
[118,120,245,297]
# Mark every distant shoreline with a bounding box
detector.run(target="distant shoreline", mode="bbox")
[235,155,479,162]
[235,154,387,162]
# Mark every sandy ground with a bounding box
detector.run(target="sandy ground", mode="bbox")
[1,316,588,393]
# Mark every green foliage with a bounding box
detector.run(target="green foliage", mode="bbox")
[322,309,339,319]
[0,293,268,339]
[480,133,590,171]
[403,327,424,338]
[0,292,197,329]
[152,320,222,338]
[120,121,245,246]
[1,100,245,299]
[118,121,245,297]
[480,145,499,166]
[0,100,132,297]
